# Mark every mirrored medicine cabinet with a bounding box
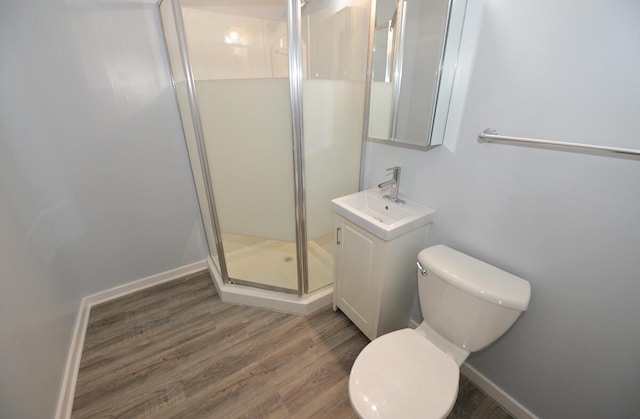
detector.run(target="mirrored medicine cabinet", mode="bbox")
[366,0,467,150]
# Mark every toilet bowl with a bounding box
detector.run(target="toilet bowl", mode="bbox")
[350,328,459,419]
[349,245,531,419]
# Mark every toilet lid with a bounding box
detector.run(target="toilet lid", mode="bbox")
[349,329,459,419]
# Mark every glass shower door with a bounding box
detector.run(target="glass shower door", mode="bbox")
[160,0,223,274]
[302,0,370,293]
[180,0,300,293]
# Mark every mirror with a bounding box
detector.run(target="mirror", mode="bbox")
[367,0,466,149]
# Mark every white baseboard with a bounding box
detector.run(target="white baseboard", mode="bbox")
[54,260,207,419]
[54,299,91,419]
[84,260,208,307]
[461,363,538,419]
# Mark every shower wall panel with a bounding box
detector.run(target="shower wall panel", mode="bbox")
[182,8,288,79]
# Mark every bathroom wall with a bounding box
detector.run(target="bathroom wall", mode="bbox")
[0,176,79,419]
[364,0,640,417]
[0,0,205,416]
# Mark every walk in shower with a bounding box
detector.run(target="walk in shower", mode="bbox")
[159,0,370,307]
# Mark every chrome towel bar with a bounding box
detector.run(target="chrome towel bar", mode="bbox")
[478,128,640,157]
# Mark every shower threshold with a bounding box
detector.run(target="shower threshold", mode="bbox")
[206,233,335,315]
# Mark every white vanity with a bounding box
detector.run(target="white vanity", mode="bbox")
[331,188,435,340]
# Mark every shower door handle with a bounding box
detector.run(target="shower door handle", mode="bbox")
[336,227,341,245]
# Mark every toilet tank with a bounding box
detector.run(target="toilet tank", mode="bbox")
[417,245,531,352]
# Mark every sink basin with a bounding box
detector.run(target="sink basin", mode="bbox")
[331,189,435,241]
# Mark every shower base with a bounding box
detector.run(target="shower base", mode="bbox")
[222,233,334,293]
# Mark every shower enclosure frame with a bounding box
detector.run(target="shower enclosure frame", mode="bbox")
[158,0,371,300]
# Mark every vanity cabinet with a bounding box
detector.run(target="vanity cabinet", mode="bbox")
[333,214,430,340]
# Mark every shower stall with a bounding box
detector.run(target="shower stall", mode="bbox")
[159,0,371,311]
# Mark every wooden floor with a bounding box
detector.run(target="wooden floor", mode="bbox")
[72,270,512,418]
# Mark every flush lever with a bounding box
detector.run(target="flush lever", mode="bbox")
[416,261,427,276]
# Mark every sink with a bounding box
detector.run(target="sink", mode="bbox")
[331,188,435,241]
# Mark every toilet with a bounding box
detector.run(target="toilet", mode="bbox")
[349,245,531,419]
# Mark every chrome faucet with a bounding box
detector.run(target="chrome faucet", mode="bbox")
[377,166,405,204]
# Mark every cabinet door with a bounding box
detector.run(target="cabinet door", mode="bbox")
[335,217,377,339]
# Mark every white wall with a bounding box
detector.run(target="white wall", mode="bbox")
[0,180,79,419]
[364,1,640,418]
[0,0,206,416]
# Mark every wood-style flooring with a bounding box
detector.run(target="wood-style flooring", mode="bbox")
[72,270,513,418]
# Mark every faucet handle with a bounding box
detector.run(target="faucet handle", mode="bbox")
[386,166,401,176]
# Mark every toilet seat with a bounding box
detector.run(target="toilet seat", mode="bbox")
[349,329,459,419]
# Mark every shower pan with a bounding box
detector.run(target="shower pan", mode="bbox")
[159,0,370,313]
